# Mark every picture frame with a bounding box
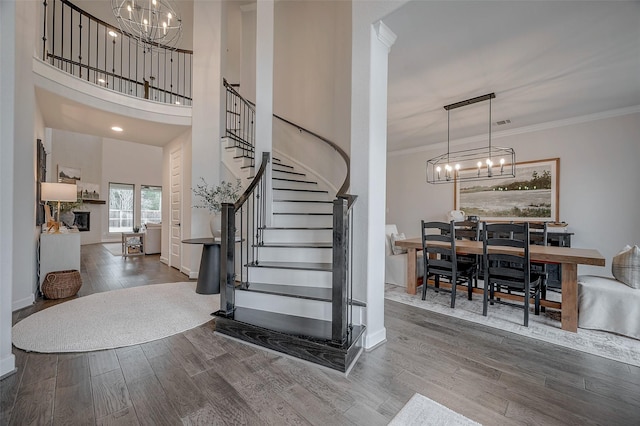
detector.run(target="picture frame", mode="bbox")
[454,158,560,222]
[58,165,81,183]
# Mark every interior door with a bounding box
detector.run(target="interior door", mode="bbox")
[170,146,182,269]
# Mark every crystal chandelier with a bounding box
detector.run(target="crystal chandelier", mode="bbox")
[426,93,515,184]
[111,0,182,49]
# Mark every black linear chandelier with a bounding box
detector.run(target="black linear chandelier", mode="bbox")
[426,93,515,184]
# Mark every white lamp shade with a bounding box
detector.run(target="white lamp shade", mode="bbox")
[41,182,77,202]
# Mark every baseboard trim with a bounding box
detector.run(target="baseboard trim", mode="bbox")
[160,256,169,265]
[363,327,387,350]
[189,271,198,279]
[12,294,34,312]
[0,355,17,380]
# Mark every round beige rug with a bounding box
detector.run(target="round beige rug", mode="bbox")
[12,282,219,353]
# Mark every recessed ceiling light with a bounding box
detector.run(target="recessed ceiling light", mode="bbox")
[108,30,118,37]
[111,126,123,132]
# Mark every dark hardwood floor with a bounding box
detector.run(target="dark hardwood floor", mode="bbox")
[2,243,640,425]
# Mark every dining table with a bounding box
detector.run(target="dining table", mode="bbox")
[394,237,606,333]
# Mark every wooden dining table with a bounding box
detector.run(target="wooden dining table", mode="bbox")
[394,238,606,333]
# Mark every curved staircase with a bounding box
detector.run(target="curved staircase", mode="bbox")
[215,97,364,372]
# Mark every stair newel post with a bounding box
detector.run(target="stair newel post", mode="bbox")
[220,202,236,315]
[332,197,349,344]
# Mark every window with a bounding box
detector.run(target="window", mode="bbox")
[109,183,134,233]
[141,185,162,225]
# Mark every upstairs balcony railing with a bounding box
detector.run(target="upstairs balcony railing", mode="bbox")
[41,0,193,106]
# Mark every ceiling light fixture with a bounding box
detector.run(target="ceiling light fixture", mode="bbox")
[111,0,182,50]
[426,93,515,184]
[108,30,118,37]
[111,126,123,132]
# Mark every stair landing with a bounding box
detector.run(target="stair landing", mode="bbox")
[213,308,365,373]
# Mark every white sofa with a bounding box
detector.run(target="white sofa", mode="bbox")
[385,224,423,287]
[578,275,640,339]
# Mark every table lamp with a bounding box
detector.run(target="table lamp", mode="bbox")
[41,182,78,233]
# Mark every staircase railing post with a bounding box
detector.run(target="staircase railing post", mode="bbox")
[219,202,235,315]
[332,197,349,343]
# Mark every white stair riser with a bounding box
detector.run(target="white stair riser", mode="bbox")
[236,291,331,320]
[262,228,333,243]
[272,189,331,201]
[273,180,319,191]
[272,169,305,179]
[247,267,332,286]
[273,201,333,214]
[258,246,332,263]
[235,293,365,325]
[272,214,333,228]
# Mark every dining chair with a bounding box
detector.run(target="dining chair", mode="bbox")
[421,220,476,308]
[453,220,481,288]
[482,222,543,327]
[528,222,549,309]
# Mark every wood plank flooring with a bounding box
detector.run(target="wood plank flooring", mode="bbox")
[2,243,640,425]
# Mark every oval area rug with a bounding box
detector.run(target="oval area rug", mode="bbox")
[12,282,219,353]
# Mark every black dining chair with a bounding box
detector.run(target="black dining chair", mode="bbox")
[528,222,549,310]
[453,220,481,288]
[482,222,542,327]
[421,220,476,308]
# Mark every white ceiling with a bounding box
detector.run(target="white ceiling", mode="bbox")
[384,0,640,152]
[37,1,639,150]
[35,87,191,147]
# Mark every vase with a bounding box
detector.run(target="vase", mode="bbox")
[210,213,222,238]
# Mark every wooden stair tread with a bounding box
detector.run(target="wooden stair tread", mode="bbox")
[247,261,332,271]
[255,242,332,248]
[273,188,328,193]
[238,282,366,306]
[273,212,332,216]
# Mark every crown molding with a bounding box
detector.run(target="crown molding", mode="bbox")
[373,21,397,51]
[388,105,640,157]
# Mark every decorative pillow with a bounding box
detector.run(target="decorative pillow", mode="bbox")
[391,233,407,255]
[612,245,640,289]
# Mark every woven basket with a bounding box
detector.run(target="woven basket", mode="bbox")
[42,269,82,299]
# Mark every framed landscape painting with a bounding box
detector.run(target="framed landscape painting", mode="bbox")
[454,158,559,222]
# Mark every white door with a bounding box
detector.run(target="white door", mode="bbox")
[170,147,182,269]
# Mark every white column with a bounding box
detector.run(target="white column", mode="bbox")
[190,0,226,274]
[351,20,397,350]
[255,0,274,222]
[0,0,17,379]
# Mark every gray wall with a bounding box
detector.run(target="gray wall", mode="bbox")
[386,111,640,276]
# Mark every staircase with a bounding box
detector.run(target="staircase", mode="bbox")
[216,136,364,372]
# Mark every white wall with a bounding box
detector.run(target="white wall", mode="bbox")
[273,0,352,153]
[387,112,640,276]
[102,138,163,238]
[12,0,40,312]
[49,129,163,244]
[0,0,17,379]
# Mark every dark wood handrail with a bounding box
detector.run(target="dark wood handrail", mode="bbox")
[234,152,270,211]
[59,0,194,54]
[223,79,255,113]
[240,94,355,208]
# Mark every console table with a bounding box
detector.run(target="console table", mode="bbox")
[182,238,221,294]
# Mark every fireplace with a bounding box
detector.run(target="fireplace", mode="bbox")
[73,212,90,232]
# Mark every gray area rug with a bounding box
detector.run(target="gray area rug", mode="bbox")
[12,282,218,353]
[389,393,481,426]
[385,284,640,367]
[103,242,123,256]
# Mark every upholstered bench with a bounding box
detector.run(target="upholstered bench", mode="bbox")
[385,224,424,286]
[578,275,640,339]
